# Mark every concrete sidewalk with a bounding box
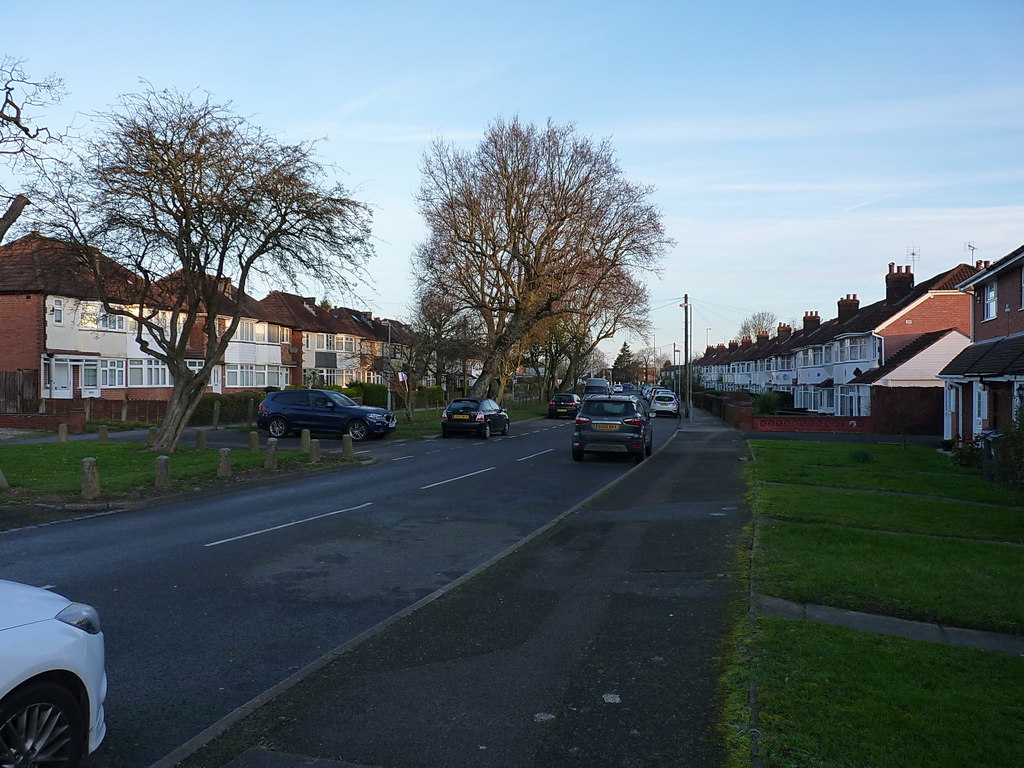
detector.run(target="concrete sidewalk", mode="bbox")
[159,410,753,767]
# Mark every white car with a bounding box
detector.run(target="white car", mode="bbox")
[651,392,680,416]
[0,579,107,765]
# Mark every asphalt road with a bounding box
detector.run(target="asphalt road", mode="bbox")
[0,415,679,768]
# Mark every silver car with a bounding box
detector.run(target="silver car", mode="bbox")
[652,392,680,416]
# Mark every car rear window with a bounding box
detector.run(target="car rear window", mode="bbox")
[581,401,634,417]
[655,394,674,402]
[553,395,576,402]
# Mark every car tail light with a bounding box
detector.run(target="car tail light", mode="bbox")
[441,411,448,421]
[258,403,268,413]
[549,400,557,406]
[623,417,644,426]
[575,415,591,424]
[475,411,485,422]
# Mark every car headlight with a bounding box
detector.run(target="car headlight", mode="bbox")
[366,413,386,421]
[56,602,102,635]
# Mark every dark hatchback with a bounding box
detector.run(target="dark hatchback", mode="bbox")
[441,397,510,439]
[572,394,653,463]
[256,389,397,441]
[547,393,583,419]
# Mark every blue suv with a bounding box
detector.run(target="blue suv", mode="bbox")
[256,389,397,442]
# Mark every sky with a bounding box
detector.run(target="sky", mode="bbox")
[5,0,1023,363]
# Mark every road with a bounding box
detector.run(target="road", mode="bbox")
[0,415,679,767]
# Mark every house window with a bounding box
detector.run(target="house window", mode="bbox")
[81,362,98,389]
[226,364,255,388]
[340,335,355,353]
[318,333,335,351]
[99,312,125,331]
[127,359,170,386]
[52,299,64,325]
[266,324,282,344]
[100,360,125,387]
[983,281,997,321]
[236,320,255,342]
[1020,267,1024,310]
[80,303,99,329]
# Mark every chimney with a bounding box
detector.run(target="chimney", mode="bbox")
[756,331,769,346]
[716,343,727,352]
[886,262,915,302]
[728,340,739,352]
[837,293,860,323]
[740,335,753,350]
[776,323,792,341]
[705,345,715,356]
[802,311,820,332]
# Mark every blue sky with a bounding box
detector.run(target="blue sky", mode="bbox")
[7,1,1023,361]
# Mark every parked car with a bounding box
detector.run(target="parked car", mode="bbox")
[652,391,681,417]
[257,388,397,441]
[572,394,653,463]
[0,579,107,766]
[441,397,510,438]
[547,393,583,419]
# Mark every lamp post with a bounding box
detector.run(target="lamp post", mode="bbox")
[681,296,691,421]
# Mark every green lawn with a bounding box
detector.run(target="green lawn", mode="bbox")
[725,439,1024,768]
[747,618,1024,768]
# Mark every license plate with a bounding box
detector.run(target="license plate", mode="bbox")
[556,408,568,413]
[453,414,470,420]
[594,423,619,431]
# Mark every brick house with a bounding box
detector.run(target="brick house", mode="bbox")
[693,260,977,431]
[940,244,1024,443]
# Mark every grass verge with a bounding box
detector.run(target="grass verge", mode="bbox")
[723,439,1024,768]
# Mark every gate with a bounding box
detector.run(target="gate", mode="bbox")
[0,370,40,413]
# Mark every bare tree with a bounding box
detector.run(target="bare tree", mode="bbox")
[738,311,778,339]
[414,116,670,397]
[33,87,373,451]
[0,58,66,242]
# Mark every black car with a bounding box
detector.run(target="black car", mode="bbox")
[547,393,583,419]
[572,394,653,463]
[256,388,397,441]
[441,397,510,439]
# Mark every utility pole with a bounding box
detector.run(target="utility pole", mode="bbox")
[681,295,692,421]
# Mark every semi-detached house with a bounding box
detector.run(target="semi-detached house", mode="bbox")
[0,233,407,417]
[940,244,1024,442]
[694,260,978,430]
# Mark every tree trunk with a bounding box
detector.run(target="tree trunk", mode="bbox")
[150,377,209,452]
[0,194,30,243]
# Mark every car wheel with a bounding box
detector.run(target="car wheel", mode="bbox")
[268,416,289,438]
[0,681,87,767]
[347,419,370,442]
[441,428,450,438]
[572,449,584,461]
[501,419,509,436]
[645,435,653,455]
[480,422,491,439]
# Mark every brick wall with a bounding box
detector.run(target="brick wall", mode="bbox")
[0,294,45,369]
[0,411,86,433]
[973,266,1024,342]
[881,293,972,360]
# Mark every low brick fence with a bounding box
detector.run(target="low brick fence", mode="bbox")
[751,414,876,433]
[0,411,87,433]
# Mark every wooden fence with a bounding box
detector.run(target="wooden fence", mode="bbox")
[0,370,39,413]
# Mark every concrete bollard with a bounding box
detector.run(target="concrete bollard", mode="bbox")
[98,425,108,443]
[265,438,278,470]
[196,429,207,450]
[212,401,221,429]
[155,455,171,490]
[58,423,69,443]
[0,467,8,490]
[81,457,100,500]
[249,431,259,451]
[147,427,158,446]
[309,439,321,463]
[301,429,311,453]
[342,434,354,458]
[217,448,232,478]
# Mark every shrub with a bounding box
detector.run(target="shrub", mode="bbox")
[347,381,388,408]
[188,392,263,425]
[754,391,782,415]
[848,448,874,464]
